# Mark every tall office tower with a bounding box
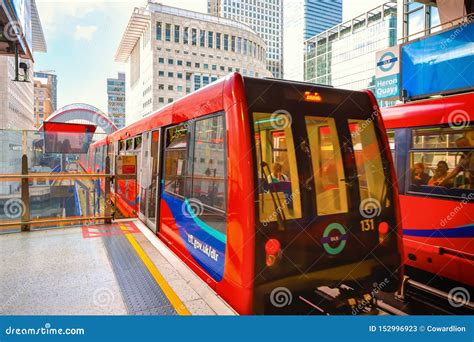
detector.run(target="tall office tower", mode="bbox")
[208,0,283,78]
[283,0,342,81]
[107,72,126,129]
[34,71,58,111]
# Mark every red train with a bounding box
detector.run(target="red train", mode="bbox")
[87,73,402,314]
[382,92,474,292]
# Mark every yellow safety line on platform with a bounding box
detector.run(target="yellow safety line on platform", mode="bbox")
[119,224,191,316]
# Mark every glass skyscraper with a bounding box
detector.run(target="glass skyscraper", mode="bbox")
[208,0,283,78]
[283,0,342,81]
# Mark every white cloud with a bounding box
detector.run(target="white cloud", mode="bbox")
[73,25,97,41]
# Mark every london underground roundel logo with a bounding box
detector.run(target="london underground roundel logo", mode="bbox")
[321,223,348,255]
[377,51,398,73]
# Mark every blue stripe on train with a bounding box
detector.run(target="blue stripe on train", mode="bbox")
[161,192,225,282]
[403,224,474,238]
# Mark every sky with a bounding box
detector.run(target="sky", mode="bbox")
[33,0,387,112]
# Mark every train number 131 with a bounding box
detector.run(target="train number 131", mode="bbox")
[360,219,375,232]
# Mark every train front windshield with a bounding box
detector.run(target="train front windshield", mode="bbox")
[246,78,400,310]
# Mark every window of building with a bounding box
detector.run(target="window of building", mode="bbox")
[208,31,213,48]
[165,24,171,41]
[184,27,189,44]
[231,36,236,52]
[168,58,174,65]
[216,33,221,49]
[224,34,229,51]
[174,25,180,43]
[192,28,197,46]
[200,30,205,47]
[156,22,162,40]
[194,74,201,90]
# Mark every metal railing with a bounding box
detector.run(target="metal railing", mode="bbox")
[0,155,113,232]
[398,13,474,44]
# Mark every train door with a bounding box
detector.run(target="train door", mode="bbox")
[139,130,162,232]
[139,132,150,222]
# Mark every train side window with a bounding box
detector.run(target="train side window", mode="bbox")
[412,126,473,149]
[163,124,188,197]
[253,112,302,223]
[306,117,348,216]
[409,126,474,197]
[126,139,133,153]
[191,115,227,234]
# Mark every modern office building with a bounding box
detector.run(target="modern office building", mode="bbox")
[33,77,54,128]
[304,1,398,104]
[34,71,58,111]
[283,0,342,81]
[115,1,270,125]
[207,0,283,78]
[107,72,126,129]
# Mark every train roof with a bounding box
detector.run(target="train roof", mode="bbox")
[381,92,474,129]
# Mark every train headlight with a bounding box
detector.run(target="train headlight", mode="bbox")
[265,239,281,267]
[378,221,389,244]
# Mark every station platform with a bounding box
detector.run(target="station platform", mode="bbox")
[0,220,236,316]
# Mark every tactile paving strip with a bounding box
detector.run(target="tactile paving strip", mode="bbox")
[102,233,177,315]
